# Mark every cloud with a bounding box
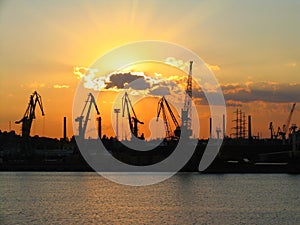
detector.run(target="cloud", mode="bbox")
[53,84,69,89]
[73,66,186,100]
[20,82,46,89]
[73,66,105,90]
[165,57,190,71]
[205,63,221,71]
[105,72,150,90]
[74,65,299,106]
[222,81,300,103]
[149,86,170,96]
[190,81,300,106]
[165,57,221,73]
[225,100,243,107]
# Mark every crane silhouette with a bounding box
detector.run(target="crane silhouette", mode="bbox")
[122,92,144,139]
[15,91,45,138]
[157,96,181,140]
[75,93,100,140]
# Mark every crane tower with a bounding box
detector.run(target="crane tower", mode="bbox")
[181,61,193,137]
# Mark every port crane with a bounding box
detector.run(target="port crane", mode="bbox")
[278,103,296,141]
[157,96,181,140]
[181,61,193,137]
[269,122,279,139]
[122,92,144,139]
[15,91,45,138]
[75,93,100,140]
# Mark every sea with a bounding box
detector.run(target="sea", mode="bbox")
[1,172,299,224]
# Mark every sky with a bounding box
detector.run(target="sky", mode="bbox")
[0,0,299,139]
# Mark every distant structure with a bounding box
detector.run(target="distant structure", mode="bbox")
[231,108,247,139]
[248,115,252,140]
[63,117,67,141]
[75,93,100,140]
[97,116,102,139]
[181,61,193,137]
[269,103,296,142]
[278,103,296,142]
[15,91,45,138]
[122,92,144,139]
[114,108,120,140]
[157,96,181,140]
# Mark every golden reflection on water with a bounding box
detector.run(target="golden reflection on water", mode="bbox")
[1,172,300,224]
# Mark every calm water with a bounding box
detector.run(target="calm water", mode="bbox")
[0,172,299,224]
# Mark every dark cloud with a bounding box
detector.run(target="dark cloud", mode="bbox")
[105,73,147,89]
[125,77,151,90]
[101,71,299,105]
[191,82,300,106]
[149,86,170,96]
[225,100,243,107]
[223,82,300,103]
[103,72,184,97]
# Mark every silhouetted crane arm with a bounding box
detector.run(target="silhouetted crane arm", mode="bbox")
[35,93,45,117]
[284,103,296,133]
[122,92,144,138]
[15,91,45,138]
[122,94,134,133]
[75,93,100,139]
[126,92,138,119]
[82,93,100,136]
[157,97,172,138]
[157,96,181,139]
[163,97,180,128]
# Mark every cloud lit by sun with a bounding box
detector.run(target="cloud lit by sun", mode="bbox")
[73,59,192,101]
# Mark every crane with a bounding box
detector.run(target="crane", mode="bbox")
[15,91,45,138]
[279,103,296,141]
[181,61,193,137]
[269,122,279,139]
[122,92,144,139]
[75,93,100,140]
[157,96,181,140]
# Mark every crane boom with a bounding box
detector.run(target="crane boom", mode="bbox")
[157,97,173,139]
[163,97,180,128]
[122,93,134,133]
[122,92,144,138]
[75,93,100,140]
[157,96,181,140]
[15,91,45,138]
[278,103,296,142]
[284,103,296,133]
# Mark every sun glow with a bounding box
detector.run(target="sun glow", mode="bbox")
[1,1,299,139]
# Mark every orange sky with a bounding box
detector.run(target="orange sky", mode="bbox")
[0,0,299,139]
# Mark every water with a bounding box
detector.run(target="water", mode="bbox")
[1,172,299,224]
